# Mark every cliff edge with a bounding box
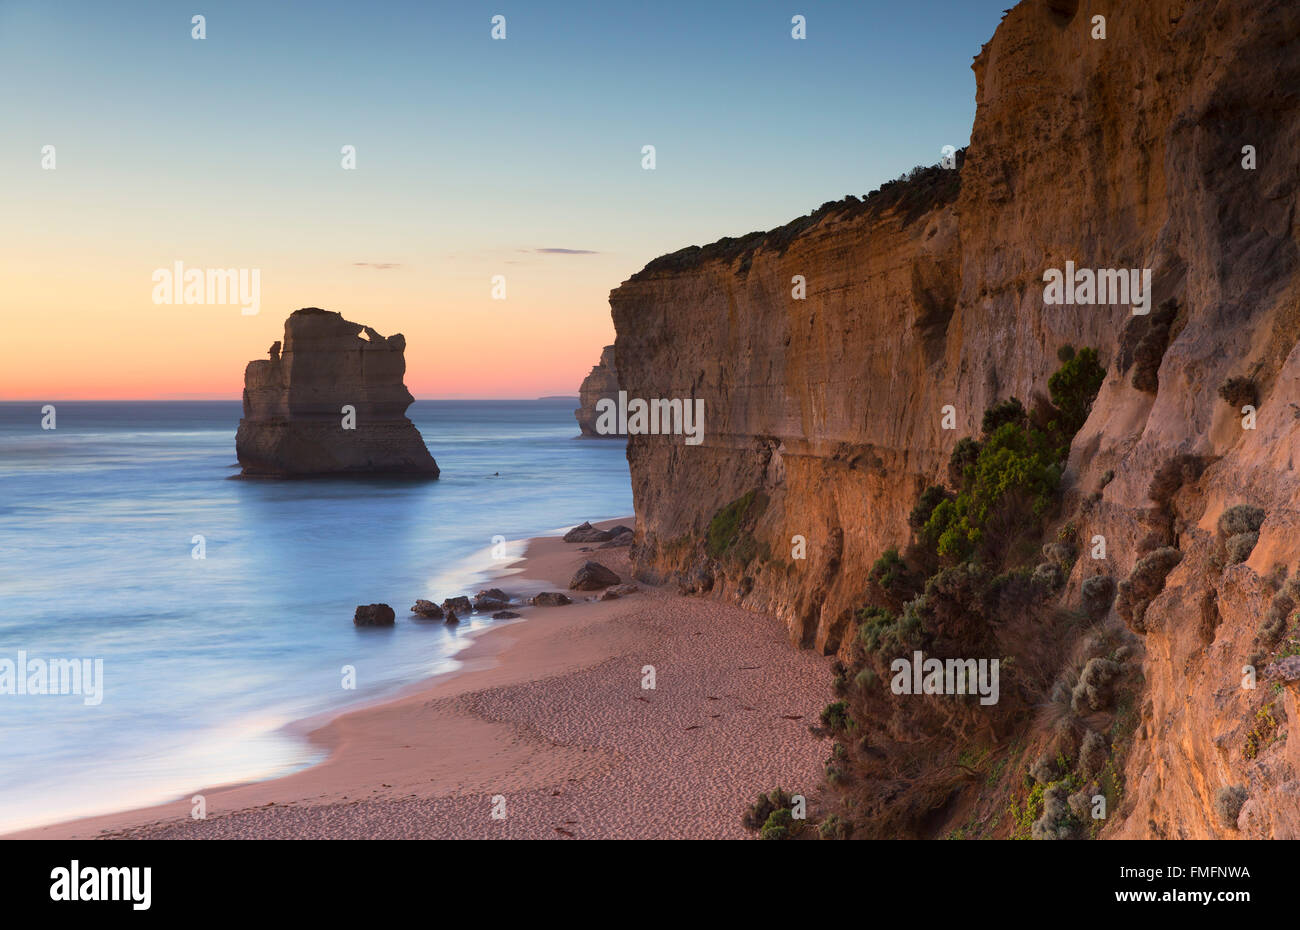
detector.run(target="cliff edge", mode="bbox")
[609,0,1300,838]
[574,345,626,437]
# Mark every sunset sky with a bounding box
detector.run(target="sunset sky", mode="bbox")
[0,0,1007,399]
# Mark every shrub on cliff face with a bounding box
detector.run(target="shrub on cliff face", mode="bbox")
[1071,657,1121,713]
[981,398,1028,436]
[947,439,981,489]
[1215,785,1248,829]
[818,813,853,840]
[1048,346,1106,437]
[1226,532,1260,565]
[1081,575,1116,619]
[1116,547,1183,634]
[1218,377,1259,410]
[868,547,916,604]
[1079,730,1110,779]
[924,422,1063,561]
[1031,785,1080,840]
[1218,504,1265,539]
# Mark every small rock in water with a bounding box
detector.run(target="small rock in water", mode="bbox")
[354,604,396,626]
[563,521,613,543]
[411,599,445,619]
[444,609,460,624]
[570,561,621,591]
[474,588,510,610]
[532,592,572,607]
[442,595,472,615]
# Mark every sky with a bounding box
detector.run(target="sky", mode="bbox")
[0,0,1011,399]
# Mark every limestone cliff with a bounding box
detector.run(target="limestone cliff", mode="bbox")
[609,0,1300,838]
[575,345,625,437]
[236,308,439,477]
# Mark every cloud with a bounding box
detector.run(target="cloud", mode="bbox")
[532,248,599,255]
[353,262,402,270]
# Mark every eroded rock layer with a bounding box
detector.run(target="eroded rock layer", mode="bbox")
[609,0,1300,837]
[575,345,625,437]
[236,308,439,477]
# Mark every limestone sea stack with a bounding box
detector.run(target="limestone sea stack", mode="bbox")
[236,308,439,477]
[574,344,625,438]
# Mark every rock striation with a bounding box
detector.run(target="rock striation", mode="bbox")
[236,308,439,477]
[609,0,1300,838]
[574,345,625,437]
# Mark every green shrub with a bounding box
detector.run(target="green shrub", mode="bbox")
[947,438,982,489]
[760,807,794,840]
[1048,346,1106,436]
[820,700,850,732]
[818,814,853,840]
[981,397,1028,436]
[742,788,793,832]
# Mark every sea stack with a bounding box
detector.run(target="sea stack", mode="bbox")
[574,344,625,437]
[236,308,439,477]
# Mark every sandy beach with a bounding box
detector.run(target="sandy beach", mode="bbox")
[11,519,833,839]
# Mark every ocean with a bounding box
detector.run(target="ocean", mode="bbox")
[0,399,632,833]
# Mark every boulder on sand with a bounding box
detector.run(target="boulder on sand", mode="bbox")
[493,610,521,619]
[563,521,613,543]
[411,599,445,619]
[600,583,640,601]
[354,604,396,626]
[570,561,622,591]
[532,592,573,607]
[598,529,634,549]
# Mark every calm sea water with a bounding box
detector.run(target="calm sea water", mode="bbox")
[0,400,631,833]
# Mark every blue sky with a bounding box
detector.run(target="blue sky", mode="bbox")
[0,0,1014,397]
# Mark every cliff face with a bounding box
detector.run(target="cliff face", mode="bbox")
[236,308,439,477]
[610,0,1300,838]
[575,345,625,437]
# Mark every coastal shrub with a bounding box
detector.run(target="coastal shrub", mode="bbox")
[818,814,853,840]
[742,788,793,832]
[1116,547,1183,634]
[1078,730,1109,779]
[1071,657,1121,714]
[1215,785,1248,829]
[924,422,1062,561]
[1218,377,1258,410]
[1218,504,1265,539]
[909,486,952,532]
[1057,344,1076,363]
[1081,575,1116,619]
[1030,786,1079,840]
[760,807,795,840]
[947,438,981,489]
[820,700,850,732]
[1047,346,1106,438]
[1226,532,1259,565]
[868,546,914,602]
[981,397,1027,436]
